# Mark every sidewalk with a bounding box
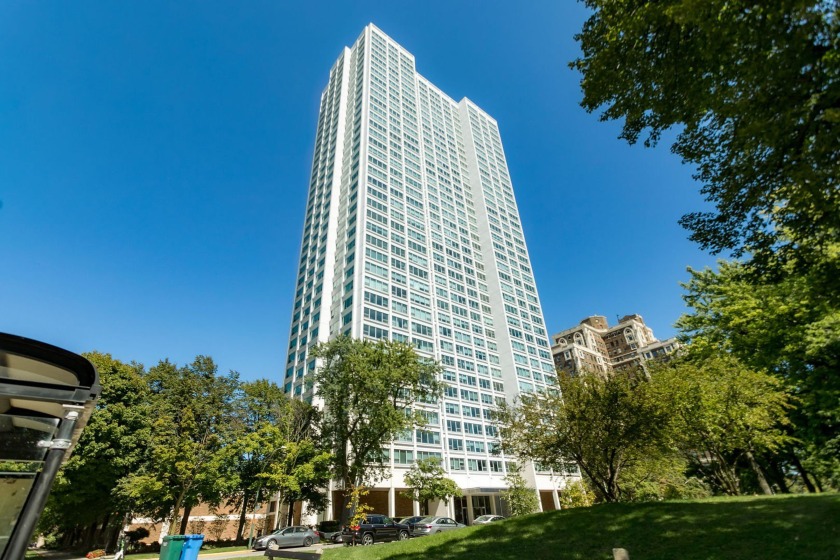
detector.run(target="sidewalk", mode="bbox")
[29,543,339,560]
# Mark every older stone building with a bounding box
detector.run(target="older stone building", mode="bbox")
[551,314,679,375]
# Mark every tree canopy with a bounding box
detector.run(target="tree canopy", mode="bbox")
[650,355,794,495]
[39,352,152,550]
[40,352,333,551]
[677,260,840,489]
[500,467,539,517]
[119,357,239,534]
[311,336,444,520]
[495,371,671,502]
[401,457,461,514]
[572,1,839,278]
[222,380,327,542]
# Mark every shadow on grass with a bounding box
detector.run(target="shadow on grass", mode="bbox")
[324,494,839,560]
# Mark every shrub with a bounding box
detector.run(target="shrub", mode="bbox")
[560,480,596,508]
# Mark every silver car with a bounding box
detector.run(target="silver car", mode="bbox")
[410,516,466,536]
[253,526,319,550]
[473,514,506,525]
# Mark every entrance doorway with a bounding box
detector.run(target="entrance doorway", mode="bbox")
[471,495,491,518]
[453,496,468,525]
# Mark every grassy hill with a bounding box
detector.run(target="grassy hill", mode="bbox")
[322,494,839,560]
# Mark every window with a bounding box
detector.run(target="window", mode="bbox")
[393,449,414,465]
[468,459,487,472]
[448,438,463,451]
[465,440,485,453]
[463,406,481,418]
[450,458,465,471]
[464,422,483,435]
[446,420,461,432]
[460,389,479,402]
[417,451,442,462]
[363,307,388,323]
[362,324,388,339]
[420,411,439,425]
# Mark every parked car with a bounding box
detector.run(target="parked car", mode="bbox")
[410,516,466,536]
[473,515,506,525]
[400,515,427,533]
[253,526,320,550]
[318,520,342,543]
[341,514,411,546]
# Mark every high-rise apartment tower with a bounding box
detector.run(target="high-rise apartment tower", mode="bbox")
[283,24,573,523]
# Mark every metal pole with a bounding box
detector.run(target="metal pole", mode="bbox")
[247,486,262,550]
[4,407,80,560]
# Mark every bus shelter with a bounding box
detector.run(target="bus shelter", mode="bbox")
[0,333,100,560]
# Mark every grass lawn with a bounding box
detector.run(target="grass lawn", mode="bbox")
[323,494,839,560]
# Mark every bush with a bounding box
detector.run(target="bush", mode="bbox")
[124,527,150,550]
[559,480,596,508]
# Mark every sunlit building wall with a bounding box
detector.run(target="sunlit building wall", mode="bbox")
[282,24,574,523]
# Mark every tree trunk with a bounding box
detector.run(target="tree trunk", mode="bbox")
[90,516,104,548]
[96,513,112,548]
[765,458,790,494]
[274,491,285,529]
[179,504,193,535]
[286,500,295,526]
[746,451,773,495]
[83,521,98,550]
[711,453,741,495]
[170,493,185,536]
[791,454,819,493]
[112,512,132,553]
[236,489,249,543]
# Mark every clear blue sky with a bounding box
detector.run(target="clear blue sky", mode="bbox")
[0,1,716,380]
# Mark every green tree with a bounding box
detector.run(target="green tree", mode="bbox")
[677,261,840,489]
[39,352,152,551]
[401,457,462,515]
[223,380,322,542]
[261,437,333,527]
[495,371,671,502]
[572,1,839,280]
[500,467,539,517]
[311,337,444,521]
[651,355,795,495]
[119,356,239,534]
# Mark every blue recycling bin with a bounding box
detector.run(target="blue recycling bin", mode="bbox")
[180,534,204,560]
[160,534,204,560]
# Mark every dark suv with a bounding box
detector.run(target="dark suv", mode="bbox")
[342,514,410,546]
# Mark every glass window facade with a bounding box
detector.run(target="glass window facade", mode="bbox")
[282,25,557,481]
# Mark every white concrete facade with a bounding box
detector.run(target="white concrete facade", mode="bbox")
[283,24,576,523]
